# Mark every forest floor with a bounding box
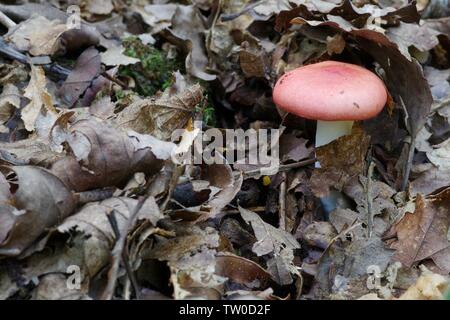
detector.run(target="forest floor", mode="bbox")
[0,0,449,300]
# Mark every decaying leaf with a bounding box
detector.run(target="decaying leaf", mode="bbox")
[6,15,68,56]
[115,83,203,141]
[145,224,225,299]
[84,0,114,16]
[399,267,449,300]
[239,206,300,285]
[21,65,56,132]
[58,47,102,107]
[50,118,172,191]
[310,126,370,197]
[0,0,448,302]
[100,46,140,67]
[386,188,450,273]
[162,5,216,81]
[215,252,273,289]
[0,83,21,126]
[0,166,77,257]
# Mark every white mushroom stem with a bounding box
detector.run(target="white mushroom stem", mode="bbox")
[315,120,354,149]
[315,120,354,216]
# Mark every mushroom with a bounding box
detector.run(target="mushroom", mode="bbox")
[273,61,388,212]
[273,61,387,148]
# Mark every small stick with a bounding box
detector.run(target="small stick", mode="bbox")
[0,11,71,80]
[101,71,128,89]
[400,136,415,192]
[221,0,264,21]
[0,10,16,29]
[102,197,146,300]
[76,187,115,204]
[279,172,287,231]
[365,162,375,237]
[398,96,414,191]
[242,158,316,178]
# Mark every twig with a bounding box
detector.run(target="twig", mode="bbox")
[220,0,264,21]
[0,11,71,80]
[0,38,70,80]
[101,71,128,89]
[398,96,414,191]
[431,97,450,113]
[76,187,115,204]
[279,172,287,231]
[160,165,185,212]
[0,10,16,29]
[241,158,316,178]
[102,197,146,300]
[365,162,375,237]
[318,220,363,265]
[105,209,141,300]
[400,136,415,192]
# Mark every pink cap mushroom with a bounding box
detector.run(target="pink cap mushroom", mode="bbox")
[273,61,387,147]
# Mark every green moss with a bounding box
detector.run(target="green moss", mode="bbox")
[119,37,182,96]
[201,98,216,126]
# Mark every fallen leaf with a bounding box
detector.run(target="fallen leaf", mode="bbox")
[310,126,370,197]
[0,166,77,257]
[163,5,216,81]
[84,0,114,16]
[279,134,313,162]
[50,118,168,191]
[115,83,203,141]
[6,15,67,56]
[22,65,56,132]
[58,47,102,107]
[101,46,140,66]
[216,252,273,288]
[239,206,300,285]
[0,83,21,126]
[386,188,450,273]
[399,267,449,300]
[410,165,450,195]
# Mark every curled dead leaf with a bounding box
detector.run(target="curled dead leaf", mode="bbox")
[0,166,77,257]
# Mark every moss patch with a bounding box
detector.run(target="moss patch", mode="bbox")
[120,37,182,96]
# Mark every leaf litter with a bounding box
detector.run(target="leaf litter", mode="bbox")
[0,0,448,300]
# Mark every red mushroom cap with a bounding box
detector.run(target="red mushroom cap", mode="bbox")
[273,61,388,121]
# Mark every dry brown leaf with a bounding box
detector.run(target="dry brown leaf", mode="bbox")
[310,126,370,197]
[216,252,273,289]
[0,138,63,167]
[5,15,68,56]
[100,46,140,67]
[279,134,313,162]
[84,0,114,16]
[134,4,178,35]
[239,206,300,285]
[399,268,449,300]
[0,166,77,257]
[50,118,171,192]
[387,188,450,273]
[410,166,450,195]
[163,5,216,81]
[58,47,102,108]
[22,65,56,132]
[115,83,203,141]
[386,22,441,59]
[0,83,21,126]
[145,225,224,299]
